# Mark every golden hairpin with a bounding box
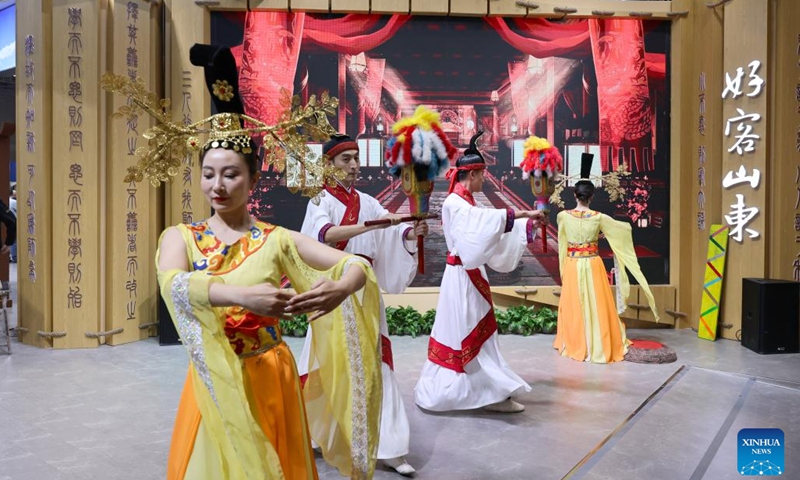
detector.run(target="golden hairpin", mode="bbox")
[101,73,344,200]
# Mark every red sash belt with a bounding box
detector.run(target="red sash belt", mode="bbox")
[381,334,394,370]
[446,254,462,266]
[567,241,599,258]
[428,252,497,373]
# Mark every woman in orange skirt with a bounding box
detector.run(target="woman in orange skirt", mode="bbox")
[553,154,660,363]
[106,44,383,480]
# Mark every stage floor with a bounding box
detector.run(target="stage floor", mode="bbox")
[2,322,799,479]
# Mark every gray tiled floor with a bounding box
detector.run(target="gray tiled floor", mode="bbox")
[2,267,800,479]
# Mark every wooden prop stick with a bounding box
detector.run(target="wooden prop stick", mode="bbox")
[363,213,438,227]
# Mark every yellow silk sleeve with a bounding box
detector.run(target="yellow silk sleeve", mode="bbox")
[599,214,661,322]
[156,228,285,480]
[557,211,568,279]
[277,228,382,480]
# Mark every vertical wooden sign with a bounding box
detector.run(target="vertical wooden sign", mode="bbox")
[16,0,53,348]
[106,0,155,345]
[51,0,102,348]
[719,0,769,339]
[165,0,209,228]
[690,0,724,332]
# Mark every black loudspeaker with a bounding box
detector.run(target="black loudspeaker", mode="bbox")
[158,288,181,346]
[741,278,800,354]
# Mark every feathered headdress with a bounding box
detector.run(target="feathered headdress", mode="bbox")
[519,136,563,180]
[384,106,459,180]
[100,44,341,200]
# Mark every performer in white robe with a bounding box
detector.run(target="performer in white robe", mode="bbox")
[415,133,545,414]
[298,134,427,476]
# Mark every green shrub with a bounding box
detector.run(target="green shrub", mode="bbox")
[279,313,308,337]
[279,305,556,337]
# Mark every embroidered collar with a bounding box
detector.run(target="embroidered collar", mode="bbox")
[568,210,599,218]
[453,183,476,206]
[325,180,357,200]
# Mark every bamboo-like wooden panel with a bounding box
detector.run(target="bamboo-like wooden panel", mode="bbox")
[166,0,209,228]
[719,0,768,340]
[214,0,289,11]
[688,0,724,333]
[768,0,800,281]
[668,0,694,330]
[106,0,156,346]
[410,0,448,15]
[489,0,527,17]
[522,0,673,19]
[491,285,562,308]
[450,0,487,16]
[331,0,368,12]
[290,0,329,12]
[50,0,102,348]
[147,0,164,338]
[16,0,54,349]
[371,0,410,14]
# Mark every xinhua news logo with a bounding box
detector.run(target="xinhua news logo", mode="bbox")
[738,428,784,476]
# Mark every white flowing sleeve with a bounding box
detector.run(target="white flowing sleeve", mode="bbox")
[450,200,528,271]
[300,194,335,244]
[364,196,417,293]
[485,217,537,273]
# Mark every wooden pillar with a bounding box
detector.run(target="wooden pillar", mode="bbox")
[670,0,696,329]
[768,0,800,281]
[719,0,769,339]
[16,0,54,349]
[687,1,724,333]
[51,0,104,348]
[164,0,209,227]
[105,0,156,345]
[16,0,163,349]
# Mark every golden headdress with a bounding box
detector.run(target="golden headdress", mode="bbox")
[548,153,630,208]
[101,44,342,199]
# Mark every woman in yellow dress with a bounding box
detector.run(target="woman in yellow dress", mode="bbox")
[105,45,383,480]
[553,154,660,363]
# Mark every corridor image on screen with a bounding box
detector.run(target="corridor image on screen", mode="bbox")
[212,13,671,287]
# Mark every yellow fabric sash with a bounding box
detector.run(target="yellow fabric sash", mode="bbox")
[157,226,382,479]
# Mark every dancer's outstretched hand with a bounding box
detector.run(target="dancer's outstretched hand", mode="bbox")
[285,278,349,322]
[241,283,296,318]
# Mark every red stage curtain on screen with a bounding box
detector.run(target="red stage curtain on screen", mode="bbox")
[589,19,652,172]
[232,14,664,172]
[486,17,662,172]
[304,14,409,54]
[486,18,665,81]
[486,17,592,58]
[235,12,409,146]
[237,12,306,128]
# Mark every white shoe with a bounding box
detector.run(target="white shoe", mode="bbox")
[382,456,416,476]
[484,399,525,413]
